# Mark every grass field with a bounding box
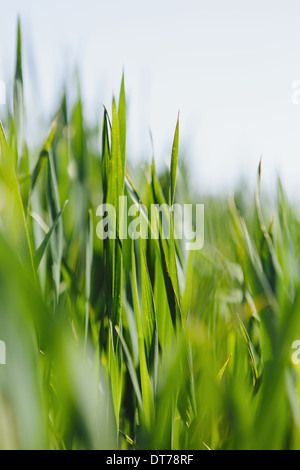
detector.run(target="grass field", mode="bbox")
[0,21,300,450]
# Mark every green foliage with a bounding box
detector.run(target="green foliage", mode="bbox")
[0,22,300,450]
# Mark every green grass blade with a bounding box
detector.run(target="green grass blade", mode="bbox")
[102,108,110,200]
[155,207,183,331]
[169,113,179,206]
[47,149,63,307]
[115,325,144,412]
[118,72,126,174]
[139,237,158,392]
[33,199,68,271]
[84,209,93,353]
[131,240,154,429]
[13,18,24,167]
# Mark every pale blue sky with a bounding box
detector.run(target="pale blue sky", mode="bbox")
[1,0,300,197]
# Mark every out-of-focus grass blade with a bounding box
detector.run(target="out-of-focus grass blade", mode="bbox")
[255,159,282,282]
[131,240,154,429]
[125,173,154,239]
[29,212,49,233]
[154,253,171,348]
[182,249,194,324]
[104,95,125,348]
[102,89,126,434]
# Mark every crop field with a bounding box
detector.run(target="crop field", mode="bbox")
[0,22,300,450]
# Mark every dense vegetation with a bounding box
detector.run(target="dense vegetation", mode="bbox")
[0,22,300,450]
